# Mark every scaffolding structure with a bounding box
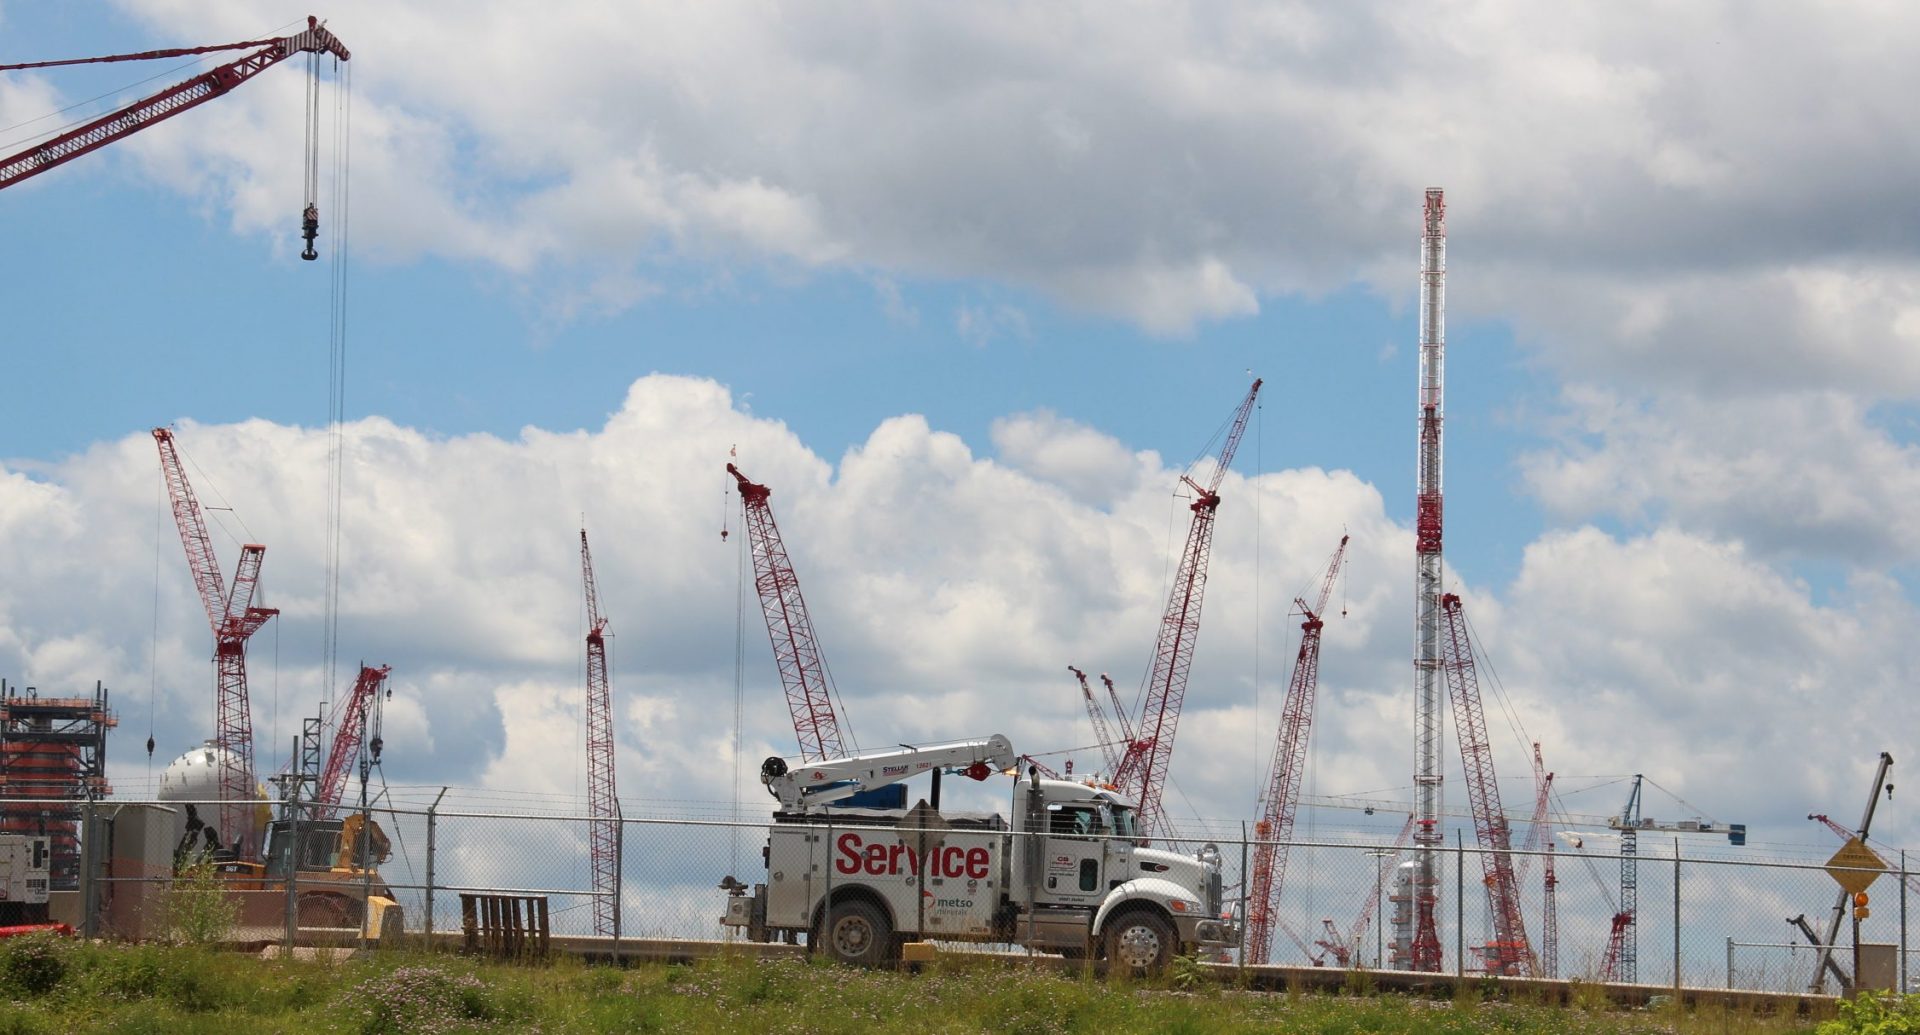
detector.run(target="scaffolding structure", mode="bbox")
[0,678,115,888]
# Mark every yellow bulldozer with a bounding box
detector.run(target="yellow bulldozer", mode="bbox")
[215,813,403,937]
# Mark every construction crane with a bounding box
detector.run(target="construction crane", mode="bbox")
[580,528,620,938]
[727,463,848,763]
[1435,593,1533,976]
[1798,752,1894,993]
[1246,535,1349,965]
[0,16,349,257]
[1110,378,1262,840]
[1516,743,1558,978]
[312,663,388,817]
[1067,666,1131,778]
[1602,775,1643,983]
[153,427,278,858]
[1809,811,1918,902]
[1511,744,1554,894]
[1541,842,1558,978]
[1597,774,1745,983]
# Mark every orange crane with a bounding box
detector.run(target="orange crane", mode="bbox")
[727,463,847,762]
[0,17,349,257]
[1436,593,1533,975]
[1110,379,1262,840]
[152,427,278,858]
[1246,535,1349,964]
[580,529,619,937]
[313,663,389,818]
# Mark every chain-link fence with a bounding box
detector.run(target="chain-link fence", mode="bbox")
[28,796,1911,995]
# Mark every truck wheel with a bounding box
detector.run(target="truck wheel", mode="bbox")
[822,900,894,967]
[1104,910,1175,974]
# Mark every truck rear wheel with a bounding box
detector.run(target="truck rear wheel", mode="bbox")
[1103,909,1174,974]
[820,899,894,967]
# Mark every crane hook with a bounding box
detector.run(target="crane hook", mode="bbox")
[300,203,319,260]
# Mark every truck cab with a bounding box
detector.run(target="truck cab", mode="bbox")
[1010,773,1234,969]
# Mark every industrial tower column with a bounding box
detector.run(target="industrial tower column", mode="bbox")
[1407,188,1448,971]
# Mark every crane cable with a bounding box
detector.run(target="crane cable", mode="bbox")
[320,55,352,711]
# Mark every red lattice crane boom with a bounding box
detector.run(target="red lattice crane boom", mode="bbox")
[1437,592,1534,976]
[1068,665,1128,778]
[1517,742,1558,977]
[1246,534,1349,965]
[581,529,620,937]
[1112,379,1262,840]
[153,427,278,858]
[728,463,846,762]
[0,20,348,178]
[314,663,388,816]
[0,17,349,256]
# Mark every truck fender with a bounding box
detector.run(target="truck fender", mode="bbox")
[1091,876,1203,937]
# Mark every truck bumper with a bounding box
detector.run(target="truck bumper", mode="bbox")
[1176,914,1241,960]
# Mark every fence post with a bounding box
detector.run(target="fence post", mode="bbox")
[78,800,97,940]
[1902,850,1909,995]
[1672,839,1681,1000]
[359,791,375,951]
[1726,936,1733,989]
[284,791,301,950]
[1238,821,1248,973]
[425,787,447,948]
[824,810,834,951]
[1455,830,1464,977]
[613,799,624,958]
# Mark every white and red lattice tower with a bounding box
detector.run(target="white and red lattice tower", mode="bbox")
[1409,189,1448,971]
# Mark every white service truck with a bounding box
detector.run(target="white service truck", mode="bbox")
[720,734,1238,971]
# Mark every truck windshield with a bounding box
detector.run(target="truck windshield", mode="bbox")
[1109,806,1139,839]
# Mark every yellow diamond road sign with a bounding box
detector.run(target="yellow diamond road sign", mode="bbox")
[1825,836,1886,896]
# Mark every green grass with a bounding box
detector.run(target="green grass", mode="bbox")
[0,934,1834,1034]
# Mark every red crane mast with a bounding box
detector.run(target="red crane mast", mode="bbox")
[313,663,388,816]
[727,463,847,762]
[1436,592,1534,975]
[153,427,278,857]
[581,529,619,937]
[1246,534,1349,965]
[1112,379,1262,840]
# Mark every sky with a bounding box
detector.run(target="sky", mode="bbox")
[3,0,1920,905]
